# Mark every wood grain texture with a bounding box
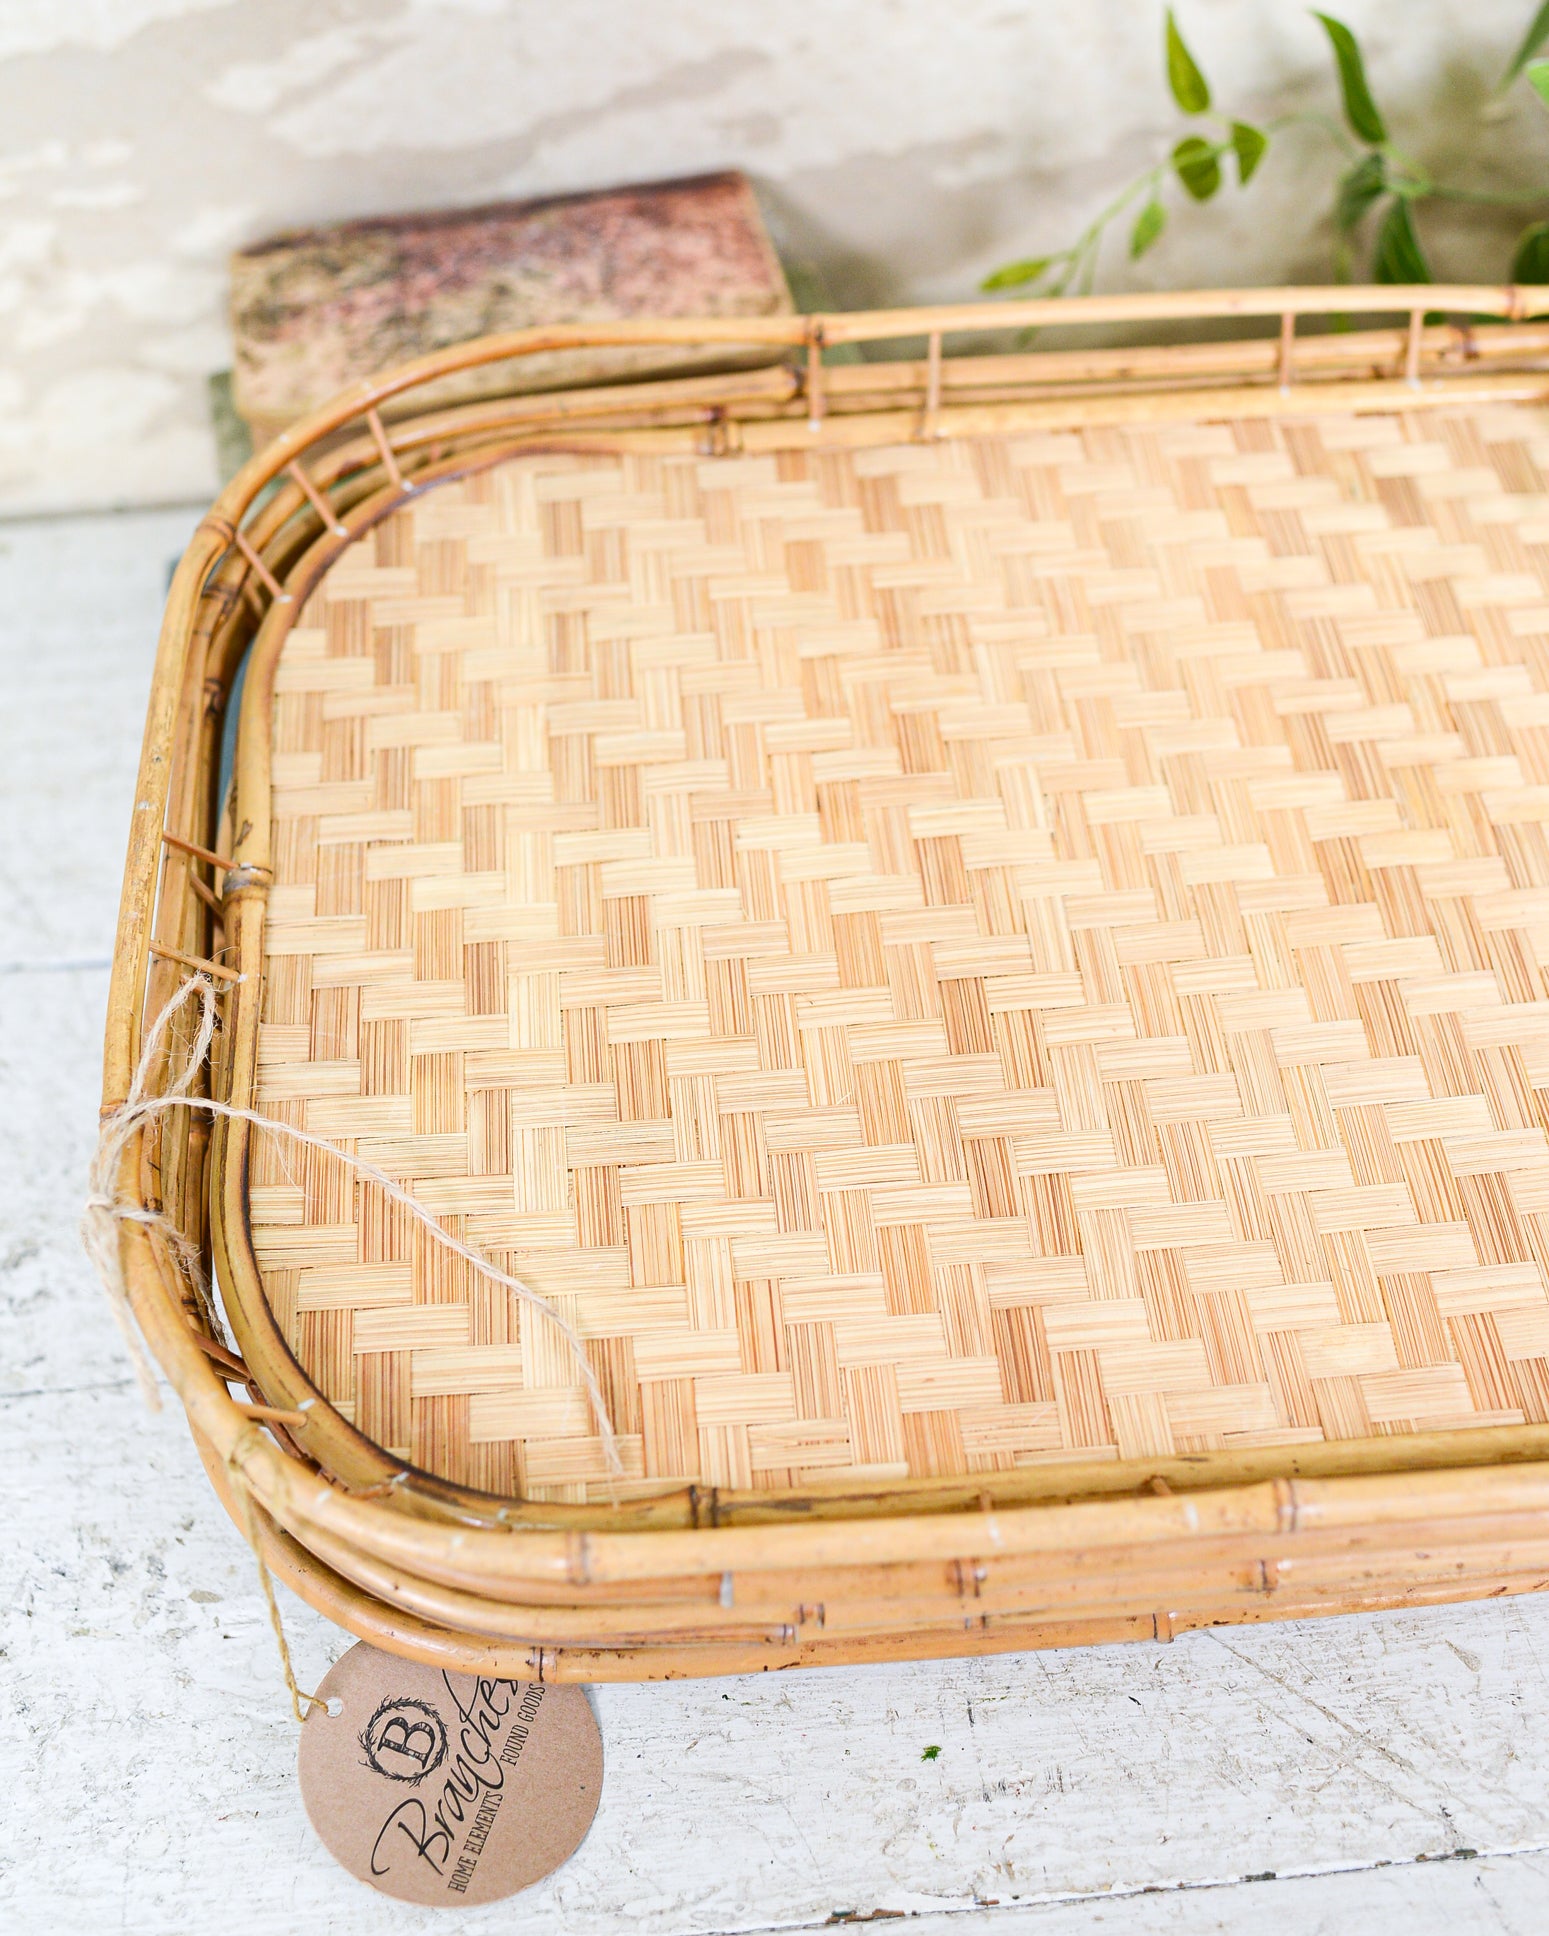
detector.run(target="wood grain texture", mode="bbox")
[229,171,793,439]
[251,407,1549,1503]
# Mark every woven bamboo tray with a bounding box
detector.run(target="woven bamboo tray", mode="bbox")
[106,285,1549,1680]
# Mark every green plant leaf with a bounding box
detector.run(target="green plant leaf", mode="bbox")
[1372,197,1431,283]
[1165,10,1212,112]
[1528,57,1549,109]
[1130,197,1167,258]
[1513,220,1549,281]
[1335,151,1388,231]
[1503,0,1549,86]
[1172,136,1222,200]
[1313,12,1388,144]
[1230,121,1268,185]
[980,255,1057,291]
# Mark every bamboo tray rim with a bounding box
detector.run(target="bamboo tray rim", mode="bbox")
[105,283,1549,1583]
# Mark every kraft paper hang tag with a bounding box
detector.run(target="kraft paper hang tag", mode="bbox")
[297,1642,602,1905]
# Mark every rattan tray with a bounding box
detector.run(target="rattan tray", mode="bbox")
[107,285,1549,1679]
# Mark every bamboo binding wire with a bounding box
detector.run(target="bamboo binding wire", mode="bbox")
[101,285,1549,1679]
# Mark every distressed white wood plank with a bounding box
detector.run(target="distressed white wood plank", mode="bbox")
[10,1337,1549,1935]
[0,968,127,1394]
[6,508,1549,1935]
[897,1852,1549,1934]
[0,508,198,965]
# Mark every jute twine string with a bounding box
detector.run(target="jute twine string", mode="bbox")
[84,971,620,1464]
[228,1445,329,1724]
[82,970,624,1721]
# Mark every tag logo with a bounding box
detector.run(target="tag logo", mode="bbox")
[299,1644,602,1905]
[360,1696,448,1783]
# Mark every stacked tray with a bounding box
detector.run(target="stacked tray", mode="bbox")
[106,287,1549,1680]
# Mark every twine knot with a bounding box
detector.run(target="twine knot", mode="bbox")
[82,970,626,1722]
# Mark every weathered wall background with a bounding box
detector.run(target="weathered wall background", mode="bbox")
[2,0,1547,514]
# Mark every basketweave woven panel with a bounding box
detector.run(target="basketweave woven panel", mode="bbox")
[249,407,1549,1505]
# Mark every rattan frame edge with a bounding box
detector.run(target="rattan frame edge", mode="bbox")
[103,284,1549,1673]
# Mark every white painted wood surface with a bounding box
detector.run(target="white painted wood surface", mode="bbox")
[4,508,1549,1935]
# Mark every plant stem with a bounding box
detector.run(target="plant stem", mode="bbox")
[985,50,1549,305]
[1428,183,1549,208]
[1047,162,1168,297]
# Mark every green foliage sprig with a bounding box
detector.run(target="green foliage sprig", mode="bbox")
[983,7,1549,298]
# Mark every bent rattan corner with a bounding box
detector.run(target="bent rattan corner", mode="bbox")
[106,284,1549,1677]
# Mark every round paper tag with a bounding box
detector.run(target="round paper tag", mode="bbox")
[297,1643,602,1905]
